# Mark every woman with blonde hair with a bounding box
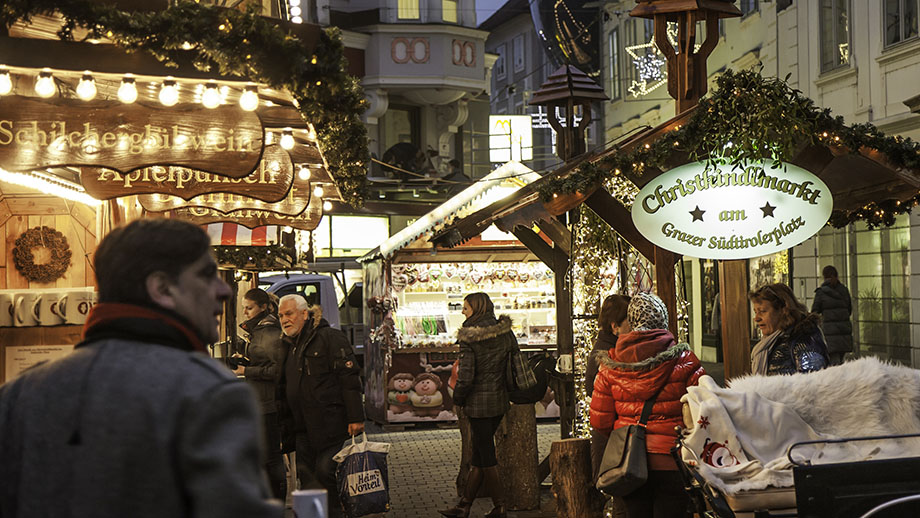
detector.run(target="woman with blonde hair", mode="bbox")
[749,283,829,376]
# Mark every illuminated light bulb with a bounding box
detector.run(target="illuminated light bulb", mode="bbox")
[323,200,332,211]
[201,82,221,109]
[291,16,303,23]
[0,68,11,95]
[290,6,302,16]
[239,85,259,111]
[265,132,274,145]
[289,0,300,5]
[76,73,97,101]
[117,75,138,104]
[313,184,324,197]
[298,166,311,180]
[280,129,295,150]
[34,70,55,98]
[159,79,179,107]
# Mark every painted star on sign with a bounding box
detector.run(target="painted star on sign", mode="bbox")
[690,206,705,222]
[760,202,776,218]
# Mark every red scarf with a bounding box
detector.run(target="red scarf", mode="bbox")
[83,303,207,353]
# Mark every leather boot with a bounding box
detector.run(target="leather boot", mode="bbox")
[439,466,482,518]
[482,465,507,518]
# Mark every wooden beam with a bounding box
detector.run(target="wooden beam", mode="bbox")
[654,247,678,334]
[511,226,556,272]
[538,217,572,257]
[554,243,574,439]
[584,189,657,264]
[719,259,751,380]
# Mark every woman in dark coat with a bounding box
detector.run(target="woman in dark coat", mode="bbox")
[591,293,705,518]
[233,288,288,500]
[587,294,631,478]
[440,292,514,518]
[811,265,852,365]
[750,283,829,376]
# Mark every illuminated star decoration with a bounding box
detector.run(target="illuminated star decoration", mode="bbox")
[625,40,667,97]
[760,202,776,218]
[697,416,710,429]
[690,205,705,222]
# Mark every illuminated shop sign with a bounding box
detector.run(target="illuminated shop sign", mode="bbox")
[489,115,533,162]
[631,161,833,260]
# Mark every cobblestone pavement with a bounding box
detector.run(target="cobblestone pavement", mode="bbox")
[363,421,559,518]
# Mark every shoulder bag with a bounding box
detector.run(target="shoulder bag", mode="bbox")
[595,385,663,496]
[505,342,537,393]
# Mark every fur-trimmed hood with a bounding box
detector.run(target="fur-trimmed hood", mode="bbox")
[594,342,690,372]
[457,314,512,343]
[595,329,683,371]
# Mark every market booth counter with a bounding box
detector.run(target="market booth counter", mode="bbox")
[359,163,560,425]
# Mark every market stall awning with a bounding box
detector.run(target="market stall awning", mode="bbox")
[359,162,542,262]
[206,223,279,246]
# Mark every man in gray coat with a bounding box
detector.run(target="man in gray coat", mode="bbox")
[0,219,281,518]
[812,265,853,365]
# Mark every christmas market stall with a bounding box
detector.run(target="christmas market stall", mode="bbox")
[0,0,367,381]
[358,162,562,425]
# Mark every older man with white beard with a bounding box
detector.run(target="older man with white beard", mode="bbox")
[277,294,364,517]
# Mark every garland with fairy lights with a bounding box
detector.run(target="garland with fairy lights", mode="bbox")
[540,69,920,229]
[1,0,369,206]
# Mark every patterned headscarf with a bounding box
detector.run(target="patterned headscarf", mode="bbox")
[627,292,669,331]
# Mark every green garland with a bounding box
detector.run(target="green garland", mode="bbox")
[540,69,920,229]
[214,244,294,270]
[1,0,369,206]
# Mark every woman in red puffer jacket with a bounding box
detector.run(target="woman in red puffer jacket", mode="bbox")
[590,292,705,518]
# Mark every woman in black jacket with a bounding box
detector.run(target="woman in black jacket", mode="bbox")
[233,288,288,500]
[750,283,829,376]
[440,292,515,518]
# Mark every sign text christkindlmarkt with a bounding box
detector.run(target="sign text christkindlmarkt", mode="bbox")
[631,161,833,260]
[0,95,264,178]
[81,145,294,203]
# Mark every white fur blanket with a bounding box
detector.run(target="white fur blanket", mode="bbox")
[681,358,920,494]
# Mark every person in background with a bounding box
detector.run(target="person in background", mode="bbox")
[233,288,288,500]
[750,283,829,375]
[587,294,632,475]
[440,292,514,518]
[591,292,705,518]
[278,295,364,518]
[0,219,281,518]
[811,266,853,365]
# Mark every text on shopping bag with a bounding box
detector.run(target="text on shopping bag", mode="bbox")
[347,469,385,496]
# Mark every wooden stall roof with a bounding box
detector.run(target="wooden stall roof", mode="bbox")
[432,104,920,253]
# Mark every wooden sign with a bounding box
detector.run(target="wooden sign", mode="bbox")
[160,187,325,231]
[81,145,294,203]
[0,95,263,178]
[137,150,308,215]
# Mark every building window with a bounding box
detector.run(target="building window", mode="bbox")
[513,34,525,73]
[623,19,637,85]
[442,0,458,23]
[398,0,420,20]
[495,44,506,79]
[820,0,850,72]
[885,0,920,46]
[608,28,621,100]
[740,0,759,16]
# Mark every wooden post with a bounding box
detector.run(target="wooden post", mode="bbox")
[554,242,574,438]
[719,259,751,380]
[654,247,679,333]
[550,438,603,518]
[495,404,540,510]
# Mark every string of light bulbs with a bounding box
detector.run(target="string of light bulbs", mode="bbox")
[0,167,101,207]
[0,66,261,111]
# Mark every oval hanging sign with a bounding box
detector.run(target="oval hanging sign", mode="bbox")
[631,161,833,260]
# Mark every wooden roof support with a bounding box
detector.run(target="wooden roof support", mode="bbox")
[584,189,657,263]
[511,226,556,273]
[537,217,572,257]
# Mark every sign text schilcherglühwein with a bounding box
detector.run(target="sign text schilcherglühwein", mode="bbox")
[0,95,263,178]
[631,161,833,260]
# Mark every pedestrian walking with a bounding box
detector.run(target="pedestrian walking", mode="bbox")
[0,218,281,518]
[233,288,288,500]
[590,292,705,518]
[811,265,853,365]
[440,292,514,518]
[278,294,364,518]
[750,283,829,375]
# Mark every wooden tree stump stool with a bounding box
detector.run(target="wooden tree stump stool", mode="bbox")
[495,403,539,510]
[550,437,604,518]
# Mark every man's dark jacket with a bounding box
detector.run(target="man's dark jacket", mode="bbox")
[281,316,364,450]
[811,280,853,354]
[240,312,287,414]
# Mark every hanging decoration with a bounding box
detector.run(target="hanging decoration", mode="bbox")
[539,69,920,229]
[626,22,701,98]
[1,0,369,206]
[213,244,294,270]
[13,226,72,283]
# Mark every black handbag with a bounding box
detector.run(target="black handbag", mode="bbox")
[595,391,660,496]
[505,344,537,392]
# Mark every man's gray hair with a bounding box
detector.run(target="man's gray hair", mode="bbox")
[279,294,310,311]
